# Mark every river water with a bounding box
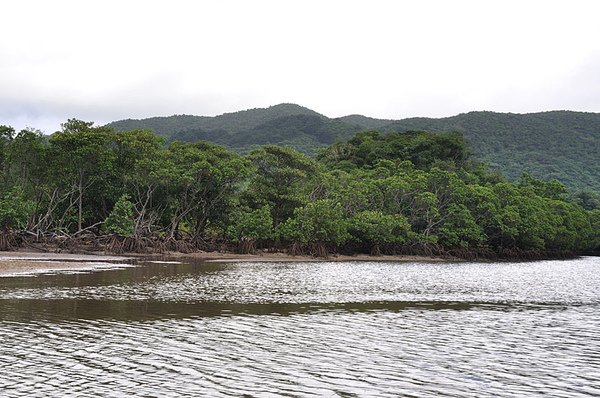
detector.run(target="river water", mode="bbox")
[0,256,599,397]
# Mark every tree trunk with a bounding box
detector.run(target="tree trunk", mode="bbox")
[78,168,84,232]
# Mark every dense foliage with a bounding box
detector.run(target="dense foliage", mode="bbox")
[108,105,600,192]
[109,104,324,138]
[0,120,597,257]
[378,111,600,192]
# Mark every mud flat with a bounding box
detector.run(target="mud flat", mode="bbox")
[0,252,135,276]
[0,249,451,276]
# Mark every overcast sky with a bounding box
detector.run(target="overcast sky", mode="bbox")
[2,0,600,133]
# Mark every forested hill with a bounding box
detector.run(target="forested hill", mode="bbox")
[108,103,324,138]
[107,106,600,192]
[108,104,357,155]
[377,111,600,192]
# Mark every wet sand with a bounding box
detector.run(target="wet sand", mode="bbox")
[0,250,447,276]
[0,252,134,276]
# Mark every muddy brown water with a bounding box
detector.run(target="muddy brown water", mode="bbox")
[0,256,599,397]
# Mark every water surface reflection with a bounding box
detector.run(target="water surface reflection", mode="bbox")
[0,257,598,397]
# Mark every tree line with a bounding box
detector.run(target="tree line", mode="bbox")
[0,120,598,258]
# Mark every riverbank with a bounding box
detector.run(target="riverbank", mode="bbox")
[0,249,449,276]
[166,250,450,263]
[1,243,585,276]
[0,252,137,276]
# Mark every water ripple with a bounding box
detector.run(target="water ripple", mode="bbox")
[0,256,598,396]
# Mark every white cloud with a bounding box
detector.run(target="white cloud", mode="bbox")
[1,0,600,133]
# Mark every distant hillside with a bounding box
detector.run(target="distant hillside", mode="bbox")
[336,114,393,130]
[108,103,323,137]
[106,114,209,137]
[378,111,600,192]
[107,105,600,192]
[170,114,362,154]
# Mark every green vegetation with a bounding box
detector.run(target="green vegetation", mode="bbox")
[378,111,600,193]
[104,195,135,237]
[108,104,324,138]
[108,105,600,192]
[0,119,596,257]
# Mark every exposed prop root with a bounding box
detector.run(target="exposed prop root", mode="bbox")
[0,229,579,260]
[310,243,329,258]
[370,244,382,257]
[0,230,18,251]
[238,237,256,254]
[287,242,303,256]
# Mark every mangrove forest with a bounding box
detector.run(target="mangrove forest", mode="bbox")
[0,120,598,258]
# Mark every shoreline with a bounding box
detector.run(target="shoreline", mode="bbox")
[0,251,136,276]
[165,251,452,263]
[0,247,589,277]
[0,249,450,276]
